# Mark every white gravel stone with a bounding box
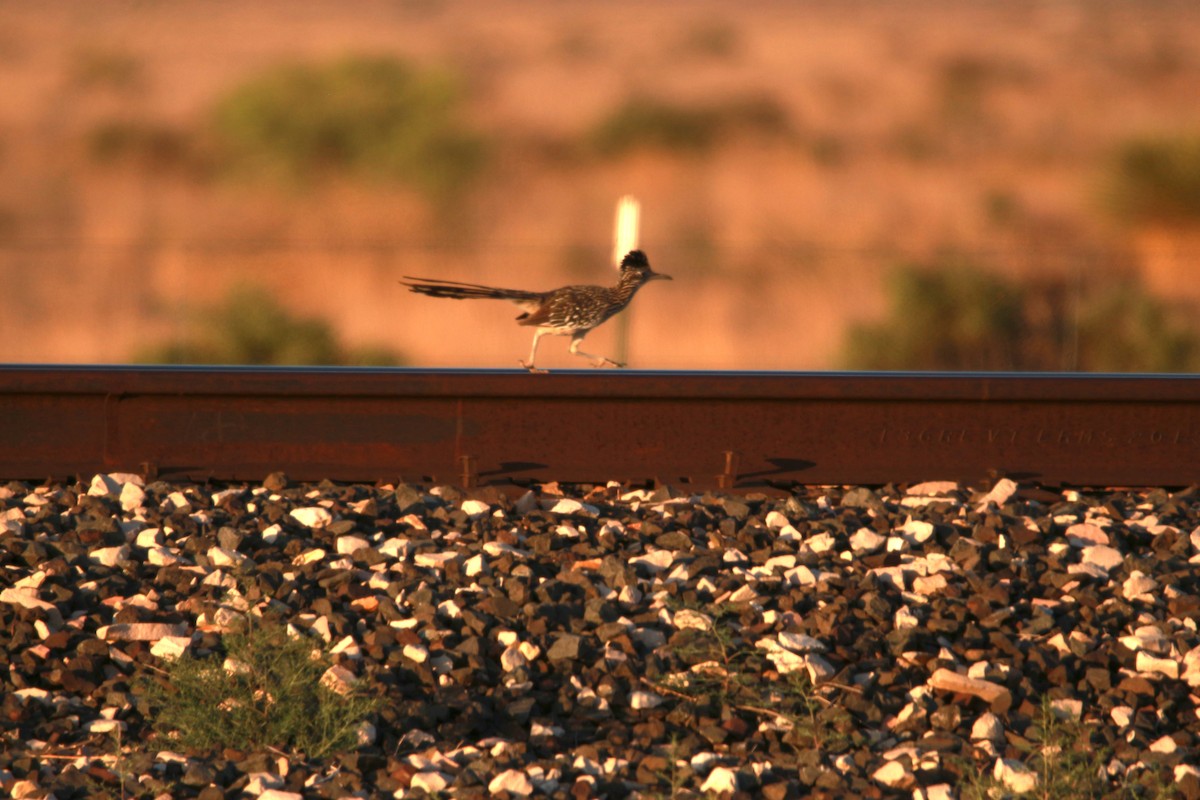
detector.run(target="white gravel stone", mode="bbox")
[289,506,332,528]
[119,481,145,512]
[728,584,759,603]
[784,565,830,586]
[88,473,123,497]
[1110,705,1135,728]
[765,510,790,529]
[134,527,163,547]
[403,644,429,663]
[501,643,528,671]
[207,546,246,568]
[102,622,189,641]
[244,772,284,794]
[150,636,192,660]
[872,760,915,790]
[1066,522,1110,547]
[163,490,191,513]
[256,789,302,800]
[1150,734,1179,754]
[1122,570,1159,600]
[849,527,886,554]
[463,553,487,577]
[629,550,674,573]
[894,605,920,629]
[488,768,535,796]
[547,498,597,516]
[0,507,23,535]
[1136,650,1180,679]
[319,665,358,695]
[1183,648,1200,687]
[971,712,1004,742]
[673,609,713,630]
[1,588,60,620]
[483,541,530,557]
[1080,544,1124,571]
[976,478,1018,510]
[802,532,836,554]
[907,480,959,496]
[994,758,1038,793]
[914,784,955,800]
[778,631,825,653]
[414,551,458,569]
[764,554,797,572]
[699,766,739,794]
[758,640,806,674]
[84,719,126,734]
[10,780,43,799]
[1121,625,1170,654]
[460,499,490,516]
[90,544,130,567]
[630,690,663,709]
[912,573,949,595]
[898,518,936,543]
[412,767,453,796]
[335,535,371,555]
[1050,698,1082,721]
[804,652,836,683]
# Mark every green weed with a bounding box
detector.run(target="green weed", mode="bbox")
[139,622,378,759]
[651,601,850,757]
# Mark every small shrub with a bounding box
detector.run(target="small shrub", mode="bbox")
[138,285,404,366]
[842,260,1200,372]
[87,119,189,168]
[1106,133,1200,223]
[676,19,742,60]
[843,262,1025,371]
[140,622,377,758]
[1076,281,1200,372]
[209,55,486,198]
[70,47,144,91]
[587,94,790,157]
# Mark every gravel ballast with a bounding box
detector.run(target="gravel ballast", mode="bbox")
[2,473,1200,799]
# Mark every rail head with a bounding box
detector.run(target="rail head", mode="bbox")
[3,365,1200,402]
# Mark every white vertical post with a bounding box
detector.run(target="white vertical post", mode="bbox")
[613,195,641,367]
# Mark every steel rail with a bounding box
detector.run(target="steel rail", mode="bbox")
[2,365,1199,489]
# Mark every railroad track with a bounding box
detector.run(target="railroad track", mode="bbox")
[2,365,1199,490]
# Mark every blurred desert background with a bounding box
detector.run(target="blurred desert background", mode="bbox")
[2,0,1200,371]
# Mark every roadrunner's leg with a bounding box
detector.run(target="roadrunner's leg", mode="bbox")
[520,329,550,373]
[570,335,624,369]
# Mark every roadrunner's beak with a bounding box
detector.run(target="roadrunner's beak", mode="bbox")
[648,270,672,281]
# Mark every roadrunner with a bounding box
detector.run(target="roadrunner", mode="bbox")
[401,250,671,372]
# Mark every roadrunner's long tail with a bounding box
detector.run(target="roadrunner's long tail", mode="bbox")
[399,277,542,303]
